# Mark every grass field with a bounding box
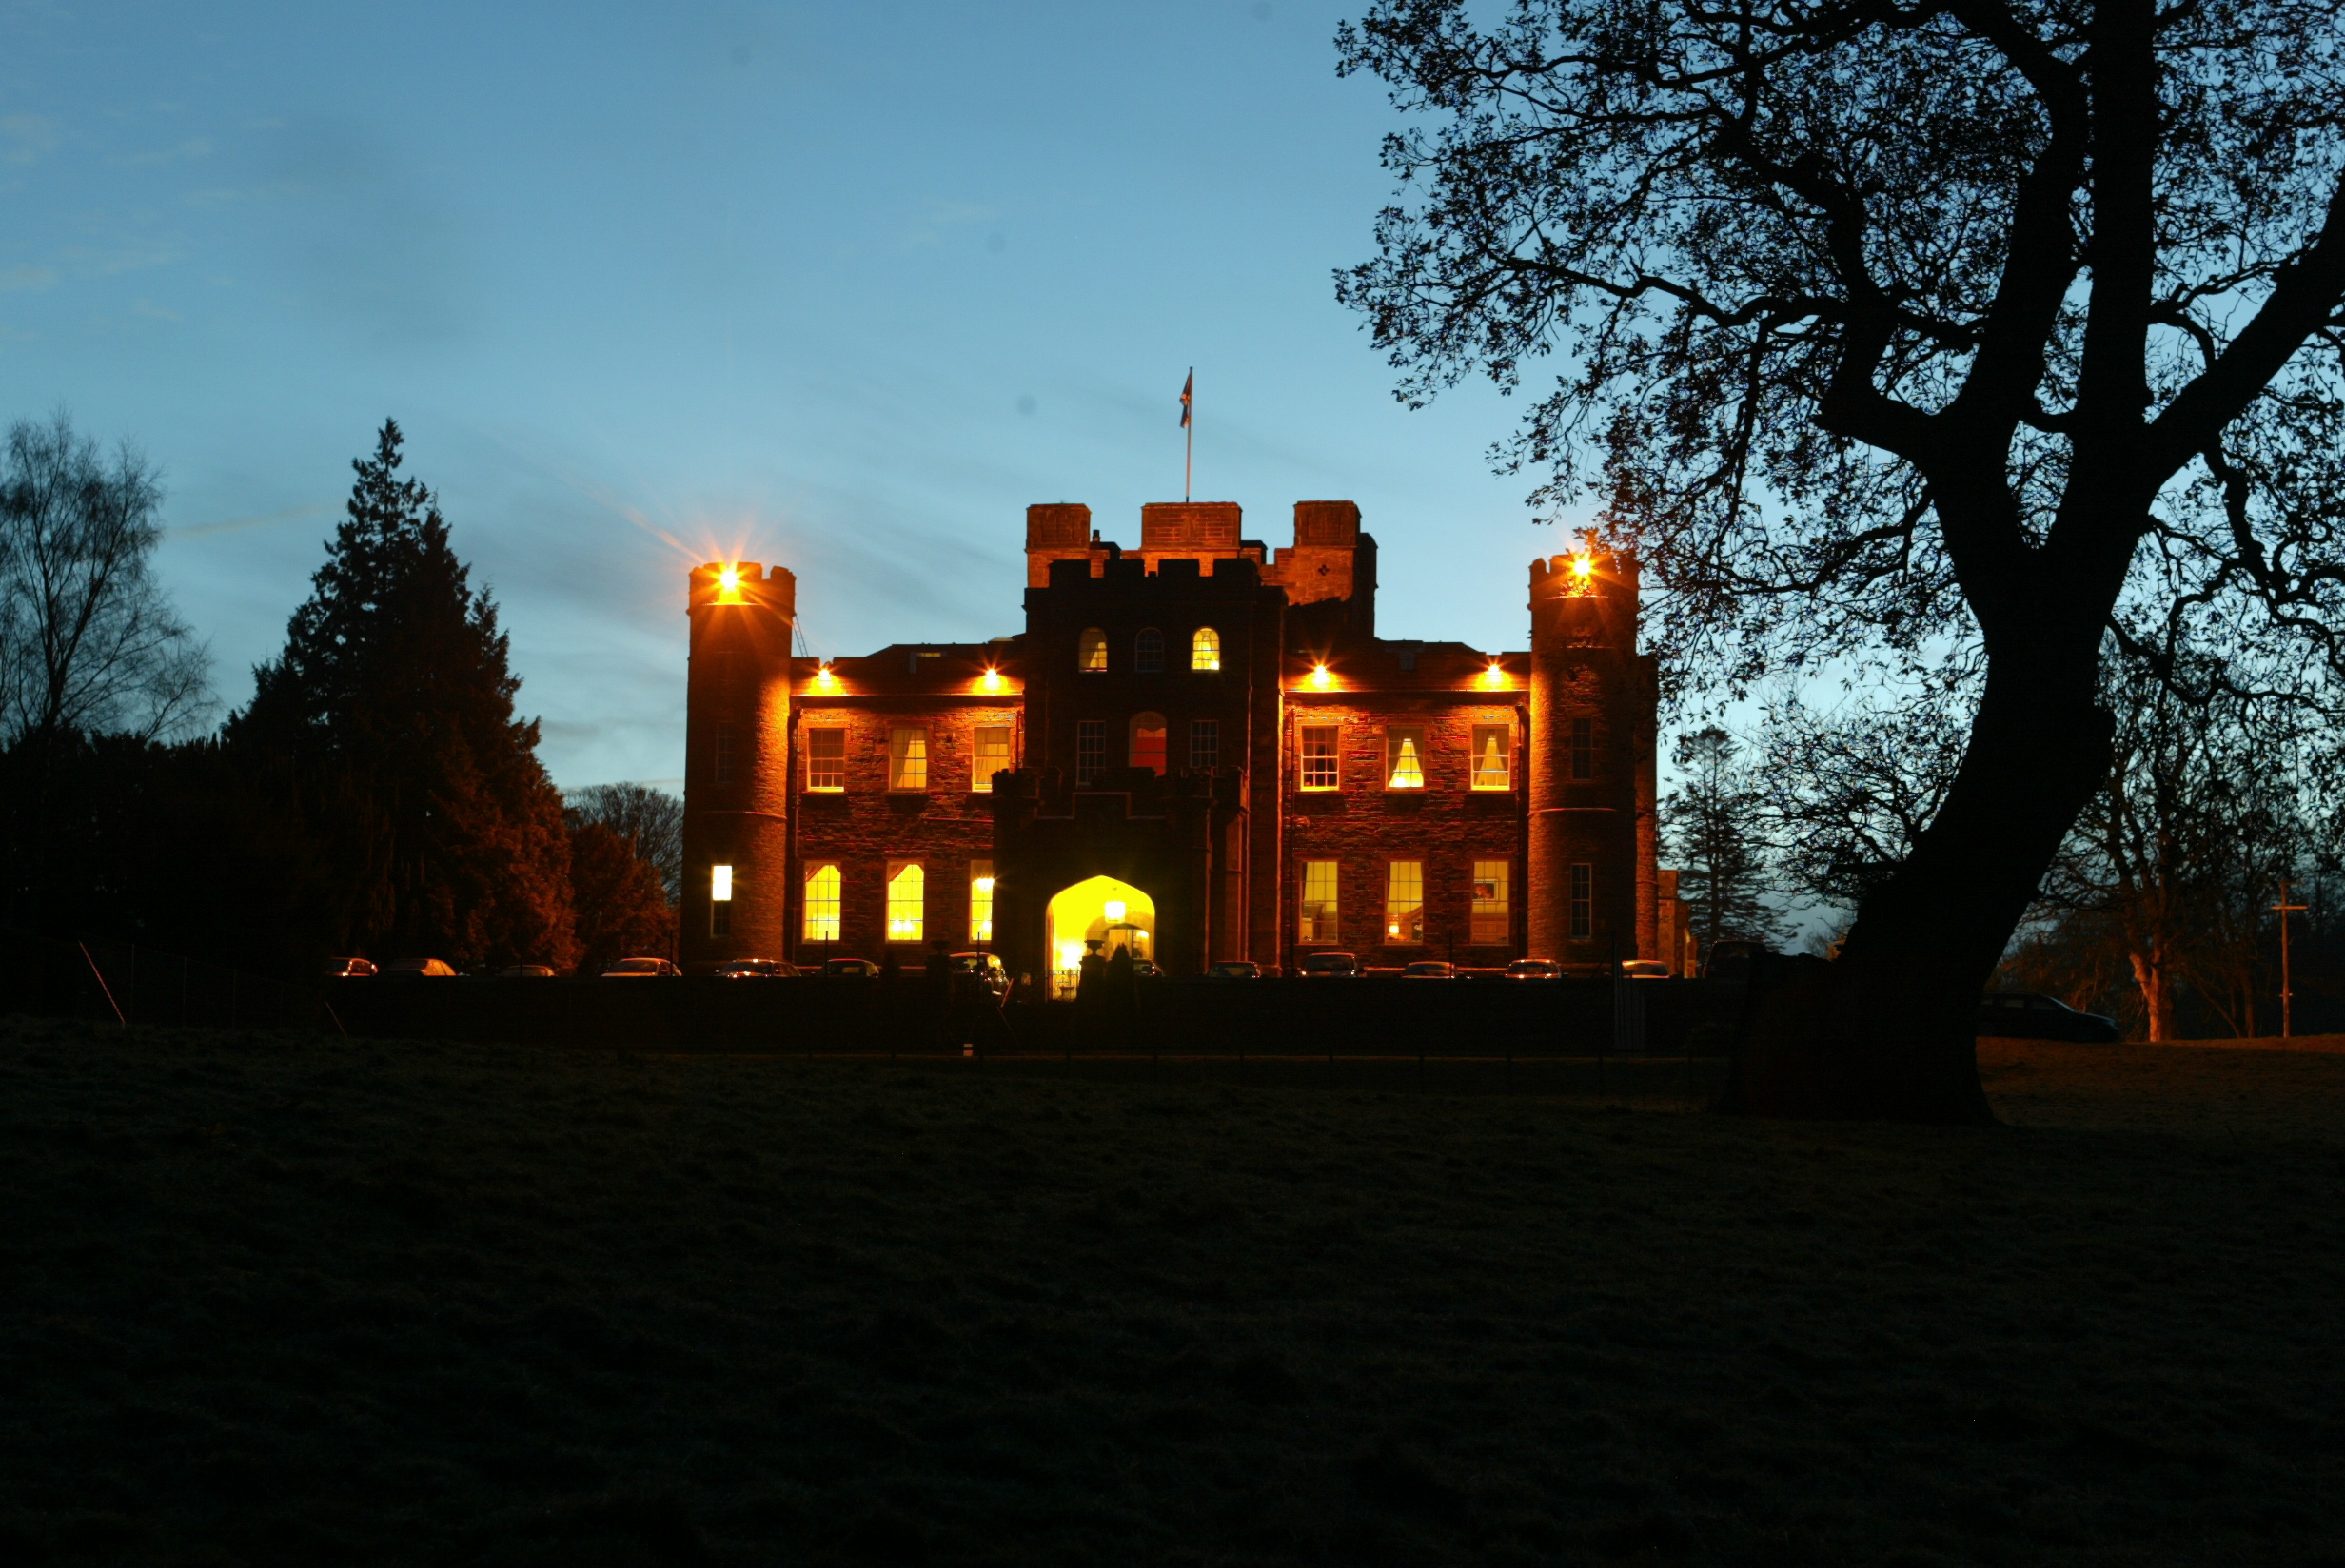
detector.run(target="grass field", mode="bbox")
[3,1021,2341,1566]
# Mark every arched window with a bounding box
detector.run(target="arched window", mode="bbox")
[1129,713,1168,774]
[1077,627,1108,672]
[1191,626,1221,671]
[1135,627,1165,673]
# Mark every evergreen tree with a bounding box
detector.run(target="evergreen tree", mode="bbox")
[230,420,574,969]
[1664,728,1783,955]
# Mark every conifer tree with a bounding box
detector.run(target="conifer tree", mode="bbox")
[1664,728,1783,955]
[231,420,574,969]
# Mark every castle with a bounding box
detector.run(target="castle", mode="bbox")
[678,500,1690,987]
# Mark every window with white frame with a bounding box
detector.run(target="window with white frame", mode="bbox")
[1078,627,1108,672]
[887,860,925,942]
[1471,860,1509,944]
[969,860,995,943]
[1570,863,1592,939]
[1130,712,1167,774]
[1191,626,1221,671]
[1470,724,1510,790]
[807,727,846,791]
[1135,627,1165,673]
[1385,727,1428,790]
[1299,859,1339,943]
[1075,719,1106,785]
[803,863,841,942]
[888,725,929,791]
[1300,726,1339,791]
[1189,718,1219,772]
[1385,860,1425,944]
[972,724,1013,793]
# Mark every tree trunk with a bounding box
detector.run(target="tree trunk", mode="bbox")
[1726,648,2114,1122]
[2129,940,2172,1043]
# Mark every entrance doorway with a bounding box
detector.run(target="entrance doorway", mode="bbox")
[1043,875,1155,999]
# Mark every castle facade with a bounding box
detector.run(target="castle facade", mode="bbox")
[678,500,1679,987]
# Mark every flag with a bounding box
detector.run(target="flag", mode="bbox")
[1179,369,1192,429]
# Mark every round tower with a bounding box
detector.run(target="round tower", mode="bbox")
[680,561,796,970]
[1527,546,1643,964]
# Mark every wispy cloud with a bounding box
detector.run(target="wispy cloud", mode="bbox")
[111,138,212,167]
[166,502,335,539]
[0,265,56,291]
[0,114,58,166]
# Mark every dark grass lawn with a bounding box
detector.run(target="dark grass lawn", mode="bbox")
[3,1021,2341,1566]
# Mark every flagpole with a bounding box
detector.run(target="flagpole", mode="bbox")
[1185,368,1193,501]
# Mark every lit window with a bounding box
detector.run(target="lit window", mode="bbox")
[1385,860,1424,945]
[711,862,734,940]
[1570,716,1595,780]
[1191,627,1221,671]
[887,861,925,942]
[973,725,1013,793]
[1470,724,1510,790]
[1471,860,1509,944]
[1299,860,1338,943]
[1078,627,1108,672]
[889,726,929,791]
[1189,719,1218,772]
[1076,719,1106,785]
[1570,863,1592,940]
[807,728,846,791]
[1386,727,1427,790]
[1135,628,1164,673]
[1300,726,1339,791]
[804,864,841,943]
[1130,712,1167,774]
[714,721,737,784]
[969,860,995,944]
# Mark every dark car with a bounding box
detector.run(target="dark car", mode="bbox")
[1206,960,1263,979]
[715,958,799,978]
[324,956,377,979]
[491,964,557,979]
[820,957,880,978]
[1299,951,1361,978]
[1400,960,1455,979]
[379,957,458,978]
[1700,939,1768,982]
[1505,958,1562,981]
[1977,991,2122,1043]
[945,951,1010,999]
[601,957,680,977]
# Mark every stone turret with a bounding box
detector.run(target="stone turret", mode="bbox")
[680,561,796,970]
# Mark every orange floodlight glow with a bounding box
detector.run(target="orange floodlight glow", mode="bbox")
[1482,660,1508,689]
[716,564,744,603]
[980,666,1004,692]
[1310,663,1332,690]
[814,661,837,688]
[1571,553,1594,581]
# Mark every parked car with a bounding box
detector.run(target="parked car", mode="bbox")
[820,957,880,978]
[1700,939,1768,981]
[1299,951,1361,978]
[601,957,680,977]
[490,964,557,979]
[324,956,377,978]
[1130,958,1164,980]
[1206,960,1263,979]
[379,957,457,978]
[715,958,798,978]
[1620,959,1673,980]
[1400,960,1455,979]
[1977,992,2122,1043]
[1505,959,1563,980]
[945,951,1010,999]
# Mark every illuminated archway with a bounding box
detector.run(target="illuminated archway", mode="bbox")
[1043,875,1155,999]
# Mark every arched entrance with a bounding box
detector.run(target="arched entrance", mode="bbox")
[1044,875,1155,999]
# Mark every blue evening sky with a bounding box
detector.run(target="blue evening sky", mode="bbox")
[1,0,1592,791]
